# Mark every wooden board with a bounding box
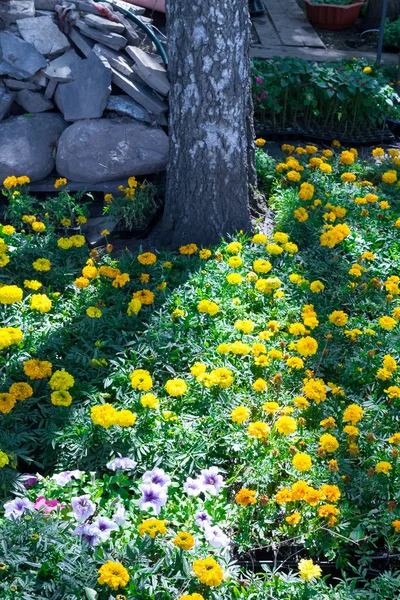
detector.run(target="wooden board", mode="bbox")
[251,13,282,48]
[263,0,325,48]
[250,45,398,63]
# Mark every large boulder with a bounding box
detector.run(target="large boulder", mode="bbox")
[0,114,67,183]
[56,118,168,182]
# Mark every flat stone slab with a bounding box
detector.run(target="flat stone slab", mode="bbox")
[0,113,67,183]
[109,0,145,14]
[107,94,155,124]
[54,52,111,121]
[73,1,101,15]
[68,27,94,57]
[44,50,79,82]
[17,16,70,56]
[75,20,127,51]
[81,216,119,246]
[16,89,53,112]
[126,46,169,95]
[111,69,167,116]
[4,79,41,91]
[0,32,47,80]
[0,1,34,27]
[93,43,134,78]
[84,13,125,33]
[34,0,58,8]
[56,118,168,182]
[0,88,15,121]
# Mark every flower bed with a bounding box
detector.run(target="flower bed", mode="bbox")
[1,143,400,599]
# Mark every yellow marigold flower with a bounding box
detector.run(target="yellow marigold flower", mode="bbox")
[319,433,339,452]
[91,403,118,428]
[288,322,306,336]
[98,561,130,590]
[231,406,250,424]
[290,480,308,500]
[320,223,350,247]
[255,277,282,294]
[320,484,340,502]
[262,401,279,414]
[3,176,19,189]
[127,298,142,316]
[113,273,130,288]
[51,390,72,407]
[179,244,198,255]
[310,280,325,293]
[0,285,23,304]
[286,356,304,370]
[296,336,318,357]
[286,512,301,525]
[0,393,16,414]
[392,520,400,532]
[275,487,293,504]
[197,300,219,315]
[294,395,309,409]
[133,289,154,305]
[54,178,67,188]
[253,259,272,274]
[61,219,71,227]
[0,451,10,468]
[298,559,322,582]
[319,162,332,174]
[82,265,98,279]
[228,256,242,268]
[9,382,33,401]
[31,221,45,233]
[49,370,74,391]
[287,170,301,182]
[385,386,400,399]
[389,433,400,445]
[329,310,348,327]
[24,359,52,380]
[193,557,223,587]
[86,306,102,318]
[236,488,257,506]
[253,378,267,392]
[298,182,314,201]
[392,307,400,320]
[318,504,340,519]
[131,369,152,391]
[379,316,397,330]
[266,243,283,255]
[320,417,336,430]
[57,237,73,250]
[377,368,392,381]
[74,277,90,289]
[140,393,159,409]
[302,377,326,403]
[139,518,167,537]
[340,150,354,165]
[275,416,296,435]
[69,234,85,248]
[343,404,363,425]
[284,242,298,254]
[32,258,51,272]
[380,201,390,210]
[0,327,24,350]
[294,207,309,222]
[191,362,207,377]
[292,453,312,471]
[162,261,172,269]
[30,293,52,313]
[375,461,392,475]
[199,248,212,259]
[137,252,157,265]
[226,273,242,285]
[0,254,10,268]
[383,354,397,373]
[382,170,397,184]
[343,425,359,437]
[235,319,254,334]
[248,421,270,439]
[114,409,136,427]
[165,378,187,396]
[2,225,15,236]
[252,233,268,244]
[255,138,266,146]
[341,172,356,183]
[173,531,195,550]
[76,216,87,224]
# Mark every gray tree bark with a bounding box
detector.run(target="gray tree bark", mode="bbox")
[161,0,253,248]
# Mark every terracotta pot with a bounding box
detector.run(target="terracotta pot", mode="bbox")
[305,0,364,30]
[125,0,165,12]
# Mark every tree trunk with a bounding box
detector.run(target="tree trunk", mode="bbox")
[161,0,253,248]
[364,0,400,28]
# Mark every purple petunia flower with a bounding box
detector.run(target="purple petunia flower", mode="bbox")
[195,509,212,529]
[198,467,225,496]
[184,477,204,497]
[72,523,100,547]
[113,503,127,526]
[106,457,137,472]
[52,470,83,487]
[34,496,64,514]
[91,516,119,540]
[138,483,167,515]
[4,497,34,520]
[254,75,264,85]
[20,474,38,489]
[142,467,171,488]
[71,494,96,523]
[204,524,230,548]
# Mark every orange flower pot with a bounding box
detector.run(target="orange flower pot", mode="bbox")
[305,0,364,30]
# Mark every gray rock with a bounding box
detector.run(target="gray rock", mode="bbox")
[17,16,70,56]
[84,14,125,33]
[73,1,100,15]
[54,52,111,121]
[82,216,119,246]
[30,70,48,87]
[0,88,15,121]
[0,1,35,27]
[68,27,94,57]
[75,20,126,50]
[92,43,134,78]
[0,32,47,80]
[56,118,168,182]
[4,79,41,91]
[44,50,79,82]
[0,113,67,182]
[107,0,145,14]
[34,0,58,8]
[126,46,169,96]
[111,69,167,116]
[45,79,57,98]
[106,94,154,124]
[16,89,53,112]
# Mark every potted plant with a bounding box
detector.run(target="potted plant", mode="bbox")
[305,0,364,30]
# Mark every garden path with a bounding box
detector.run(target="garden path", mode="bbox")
[251,0,397,62]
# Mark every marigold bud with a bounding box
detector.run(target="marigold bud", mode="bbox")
[367,350,375,358]
[317,447,326,457]
[388,501,397,512]
[289,445,298,455]
[367,467,375,477]
[299,440,307,448]
[259,494,269,506]
[271,448,279,457]
[298,417,306,426]
[366,433,375,442]
[392,448,399,459]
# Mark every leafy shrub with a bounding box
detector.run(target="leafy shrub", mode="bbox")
[384,17,400,48]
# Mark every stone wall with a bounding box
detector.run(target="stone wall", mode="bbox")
[0,0,169,184]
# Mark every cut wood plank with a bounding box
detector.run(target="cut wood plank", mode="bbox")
[263,0,325,48]
[251,13,281,48]
[250,45,398,63]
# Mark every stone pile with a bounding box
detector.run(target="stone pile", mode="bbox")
[0,0,169,184]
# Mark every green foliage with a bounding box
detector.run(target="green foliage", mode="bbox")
[103,179,158,230]
[384,17,400,49]
[255,149,277,196]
